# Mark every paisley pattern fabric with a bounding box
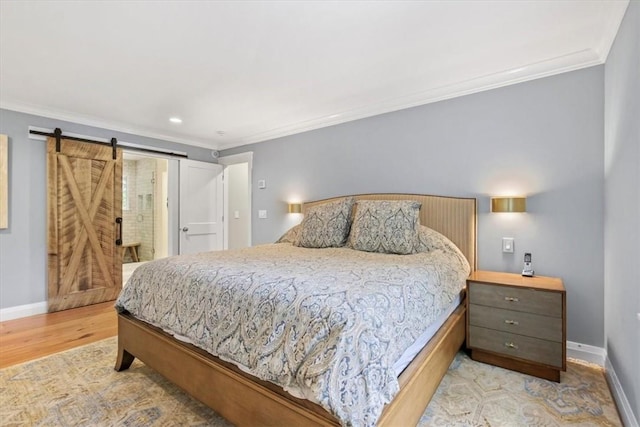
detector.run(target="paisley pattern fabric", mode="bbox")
[295,197,354,248]
[115,242,469,426]
[416,225,470,268]
[347,200,421,254]
[276,224,301,244]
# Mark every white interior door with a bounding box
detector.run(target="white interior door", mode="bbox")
[179,159,224,254]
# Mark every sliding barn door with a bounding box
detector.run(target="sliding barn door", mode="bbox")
[47,137,123,312]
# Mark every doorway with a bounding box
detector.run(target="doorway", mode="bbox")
[121,152,170,284]
[219,152,252,250]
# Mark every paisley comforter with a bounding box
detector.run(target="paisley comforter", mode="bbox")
[115,241,469,426]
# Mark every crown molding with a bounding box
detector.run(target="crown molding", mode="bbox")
[3,46,606,152]
[0,101,219,150]
[221,48,603,149]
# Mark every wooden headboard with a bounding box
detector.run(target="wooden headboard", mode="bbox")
[303,193,477,271]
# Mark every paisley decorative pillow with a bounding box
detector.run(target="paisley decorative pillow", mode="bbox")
[415,225,470,271]
[295,198,355,248]
[276,224,301,244]
[415,224,448,252]
[347,200,421,254]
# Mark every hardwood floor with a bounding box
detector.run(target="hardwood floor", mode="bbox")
[0,301,117,369]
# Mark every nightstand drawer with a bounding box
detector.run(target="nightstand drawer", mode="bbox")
[469,325,563,368]
[469,304,563,342]
[469,282,562,317]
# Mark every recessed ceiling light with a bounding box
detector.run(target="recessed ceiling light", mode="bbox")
[327,114,341,119]
[217,130,226,136]
[169,117,182,124]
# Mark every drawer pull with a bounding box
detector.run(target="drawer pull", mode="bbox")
[504,319,519,325]
[504,296,519,302]
[504,342,519,350]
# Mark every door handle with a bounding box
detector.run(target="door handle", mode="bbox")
[115,217,123,245]
[182,227,189,232]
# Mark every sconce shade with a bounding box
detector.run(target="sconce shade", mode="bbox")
[288,203,302,214]
[491,197,526,213]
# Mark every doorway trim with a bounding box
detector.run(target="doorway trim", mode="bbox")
[218,152,253,249]
[122,149,180,258]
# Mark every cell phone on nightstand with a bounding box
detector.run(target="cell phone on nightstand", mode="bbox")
[522,252,534,277]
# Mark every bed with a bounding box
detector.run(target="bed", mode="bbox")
[115,193,477,426]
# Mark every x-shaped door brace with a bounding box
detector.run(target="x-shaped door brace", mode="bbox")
[58,155,115,295]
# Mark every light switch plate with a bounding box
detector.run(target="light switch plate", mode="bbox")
[502,237,514,253]
[258,179,266,189]
[258,210,267,219]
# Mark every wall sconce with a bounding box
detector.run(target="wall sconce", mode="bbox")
[491,197,526,213]
[288,203,302,214]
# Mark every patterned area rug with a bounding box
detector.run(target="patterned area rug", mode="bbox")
[420,354,621,426]
[0,338,621,426]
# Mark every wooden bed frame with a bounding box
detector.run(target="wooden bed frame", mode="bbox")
[115,193,477,426]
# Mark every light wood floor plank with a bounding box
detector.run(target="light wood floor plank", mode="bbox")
[0,301,117,368]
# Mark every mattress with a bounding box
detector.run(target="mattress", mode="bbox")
[116,242,469,426]
[392,292,462,376]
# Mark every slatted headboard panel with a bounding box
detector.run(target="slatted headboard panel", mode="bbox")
[303,193,477,271]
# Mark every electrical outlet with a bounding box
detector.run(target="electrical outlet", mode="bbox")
[502,237,514,253]
[258,210,267,219]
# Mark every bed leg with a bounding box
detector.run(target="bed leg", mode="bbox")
[114,346,135,371]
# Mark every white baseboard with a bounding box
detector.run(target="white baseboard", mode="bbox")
[567,342,638,426]
[0,301,47,322]
[606,357,639,427]
[567,341,606,366]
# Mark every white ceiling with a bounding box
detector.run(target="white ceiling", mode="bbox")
[0,1,628,150]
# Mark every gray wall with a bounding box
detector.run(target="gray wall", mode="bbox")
[0,108,215,309]
[223,66,605,348]
[604,1,640,421]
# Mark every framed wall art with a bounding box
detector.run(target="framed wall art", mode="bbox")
[0,134,8,229]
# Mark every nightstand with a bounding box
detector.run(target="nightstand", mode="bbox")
[466,270,566,382]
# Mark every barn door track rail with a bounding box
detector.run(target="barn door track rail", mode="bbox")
[29,128,189,159]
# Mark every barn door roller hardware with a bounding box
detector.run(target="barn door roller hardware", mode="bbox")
[29,128,189,158]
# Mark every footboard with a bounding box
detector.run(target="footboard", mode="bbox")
[115,302,466,427]
[115,312,339,426]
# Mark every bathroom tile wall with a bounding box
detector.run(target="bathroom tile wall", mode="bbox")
[122,158,155,262]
